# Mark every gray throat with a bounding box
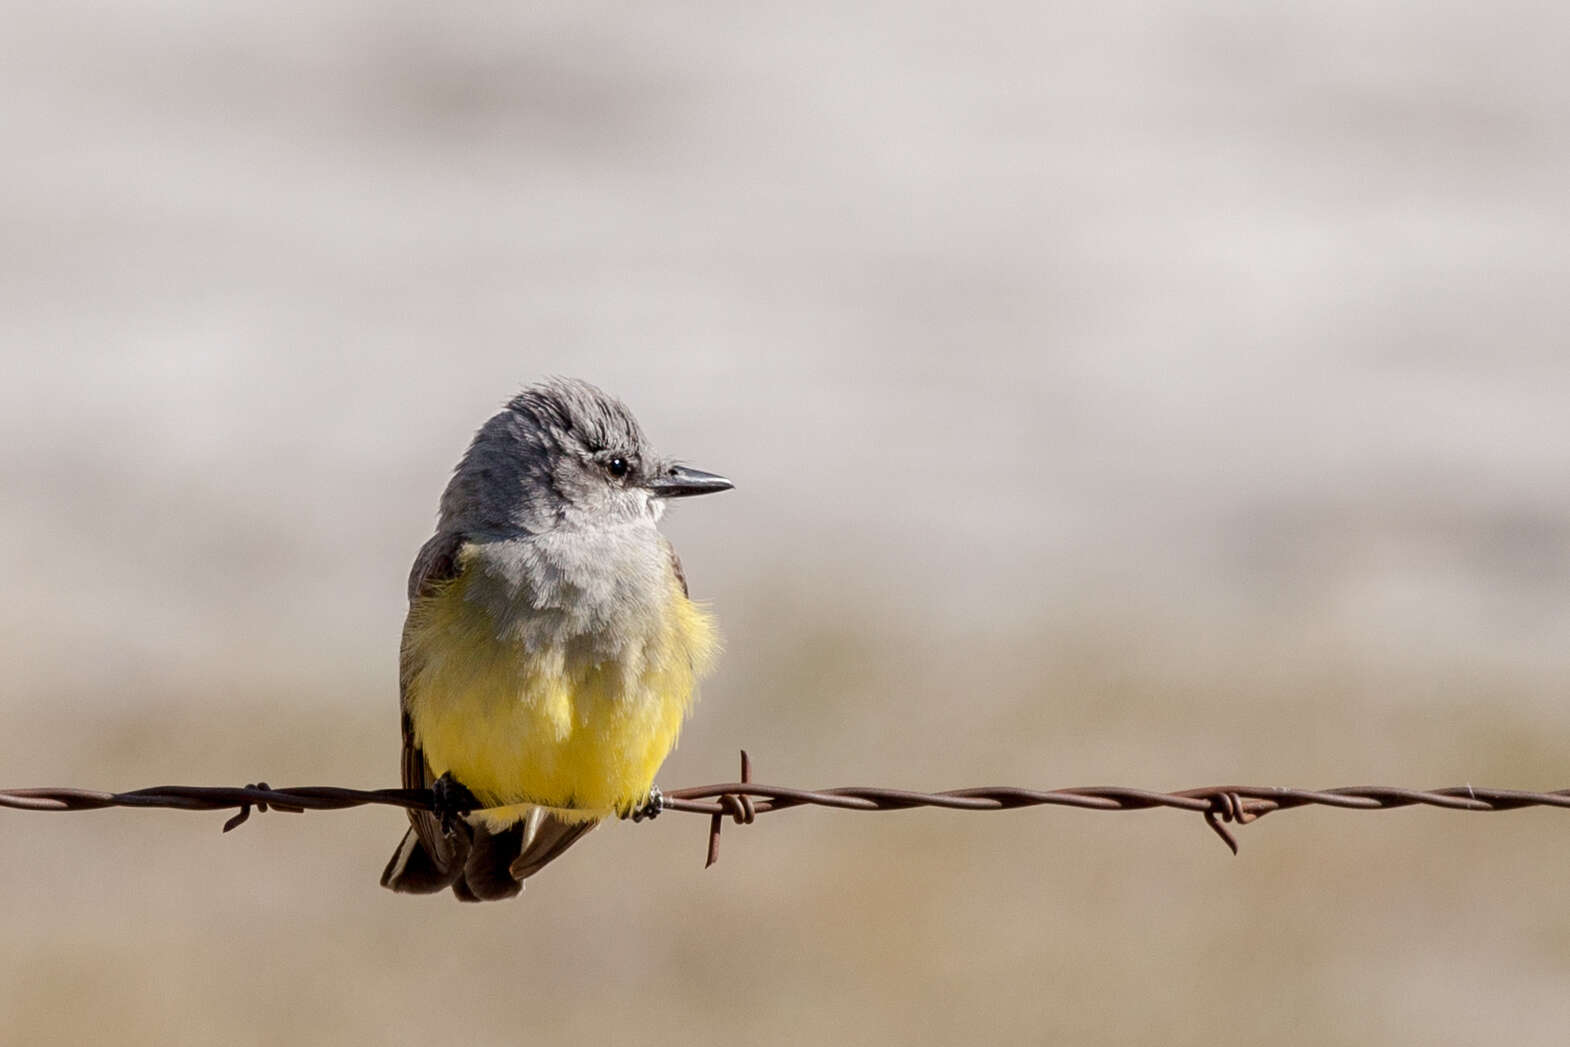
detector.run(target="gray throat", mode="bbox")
[457,523,676,664]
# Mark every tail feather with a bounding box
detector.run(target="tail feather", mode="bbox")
[460,821,526,901]
[380,809,599,901]
[380,827,462,894]
[509,811,598,881]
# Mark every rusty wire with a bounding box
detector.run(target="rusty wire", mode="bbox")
[3,752,1568,866]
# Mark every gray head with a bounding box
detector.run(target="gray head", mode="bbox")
[437,377,732,536]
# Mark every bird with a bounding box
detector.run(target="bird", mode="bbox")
[380,377,731,901]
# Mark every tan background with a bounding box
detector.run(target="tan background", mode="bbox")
[4,3,1570,1044]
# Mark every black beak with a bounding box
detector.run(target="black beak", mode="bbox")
[647,464,734,498]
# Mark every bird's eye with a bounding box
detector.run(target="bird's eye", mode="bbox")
[606,456,630,479]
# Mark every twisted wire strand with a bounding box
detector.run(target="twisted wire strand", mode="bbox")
[3,753,1567,862]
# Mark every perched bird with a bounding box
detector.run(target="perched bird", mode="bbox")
[380,378,731,901]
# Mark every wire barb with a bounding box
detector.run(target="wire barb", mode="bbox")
[703,750,757,868]
[1199,791,1265,855]
[218,781,296,841]
[4,768,1570,868]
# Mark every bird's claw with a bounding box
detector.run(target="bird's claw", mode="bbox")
[431,772,479,838]
[631,785,663,823]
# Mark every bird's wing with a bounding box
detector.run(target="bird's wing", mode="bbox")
[399,531,469,876]
[665,538,689,597]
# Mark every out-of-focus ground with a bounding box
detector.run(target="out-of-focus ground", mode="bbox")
[3,3,1570,1044]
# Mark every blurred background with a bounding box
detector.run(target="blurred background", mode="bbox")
[3,2,1569,1044]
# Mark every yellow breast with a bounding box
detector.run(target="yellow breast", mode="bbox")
[402,559,717,821]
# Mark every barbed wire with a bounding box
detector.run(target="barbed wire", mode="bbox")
[3,751,1567,866]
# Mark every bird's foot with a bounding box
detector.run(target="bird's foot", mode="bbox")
[630,785,663,823]
[431,772,480,837]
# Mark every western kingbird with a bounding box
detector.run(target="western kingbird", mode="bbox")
[380,378,731,901]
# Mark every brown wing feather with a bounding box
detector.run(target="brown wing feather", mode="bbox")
[666,538,689,597]
[399,710,458,874]
[397,532,469,878]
